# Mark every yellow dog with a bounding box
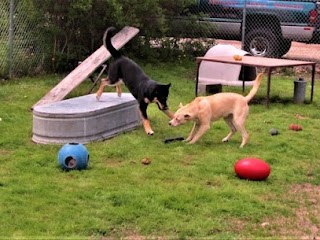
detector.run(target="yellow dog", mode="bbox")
[169,73,263,148]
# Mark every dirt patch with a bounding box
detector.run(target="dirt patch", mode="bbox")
[259,183,320,239]
[0,149,12,155]
[103,159,125,168]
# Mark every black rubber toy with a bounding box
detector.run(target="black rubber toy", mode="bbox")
[163,137,184,144]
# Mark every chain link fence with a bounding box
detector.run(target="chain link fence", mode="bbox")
[1,0,320,79]
[169,0,320,61]
[0,0,10,78]
[0,0,50,79]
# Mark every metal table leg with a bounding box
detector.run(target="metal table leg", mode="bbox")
[266,68,272,108]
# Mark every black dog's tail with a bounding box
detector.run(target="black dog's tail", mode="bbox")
[103,27,121,58]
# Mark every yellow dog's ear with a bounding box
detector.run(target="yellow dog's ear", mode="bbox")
[178,102,184,108]
[184,114,191,119]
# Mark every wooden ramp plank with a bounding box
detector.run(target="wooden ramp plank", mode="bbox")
[32,26,139,109]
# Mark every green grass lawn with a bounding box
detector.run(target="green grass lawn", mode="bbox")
[1,62,320,239]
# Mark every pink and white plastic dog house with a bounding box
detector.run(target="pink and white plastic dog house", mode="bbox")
[197,44,257,95]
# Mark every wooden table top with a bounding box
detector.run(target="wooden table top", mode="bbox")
[196,56,316,68]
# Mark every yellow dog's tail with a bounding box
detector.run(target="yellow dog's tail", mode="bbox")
[244,73,263,102]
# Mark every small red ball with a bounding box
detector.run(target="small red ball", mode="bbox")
[234,158,271,181]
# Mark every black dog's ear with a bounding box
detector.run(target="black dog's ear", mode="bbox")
[166,83,171,88]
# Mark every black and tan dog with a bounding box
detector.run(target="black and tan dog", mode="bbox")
[96,27,173,135]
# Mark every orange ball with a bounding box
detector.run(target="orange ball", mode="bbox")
[233,55,242,61]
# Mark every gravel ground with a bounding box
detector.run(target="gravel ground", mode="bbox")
[217,40,320,75]
[284,42,320,63]
[217,40,320,62]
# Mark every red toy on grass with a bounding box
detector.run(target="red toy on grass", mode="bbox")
[289,123,302,131]
[234,158,271,181]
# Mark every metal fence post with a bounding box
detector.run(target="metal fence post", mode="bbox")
[241,0,247,50]
[8,0,14,79]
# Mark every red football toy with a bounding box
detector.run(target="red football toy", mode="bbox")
[234,158,271,181]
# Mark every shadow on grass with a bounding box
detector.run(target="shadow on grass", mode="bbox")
[250,95,312,105]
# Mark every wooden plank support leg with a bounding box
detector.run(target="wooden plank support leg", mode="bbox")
[87,64,107,94]
[32,26,139,109]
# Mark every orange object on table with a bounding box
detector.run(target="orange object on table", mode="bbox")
[233,55,242,61]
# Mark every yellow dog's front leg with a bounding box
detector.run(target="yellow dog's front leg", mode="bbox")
[187,123,210,144]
